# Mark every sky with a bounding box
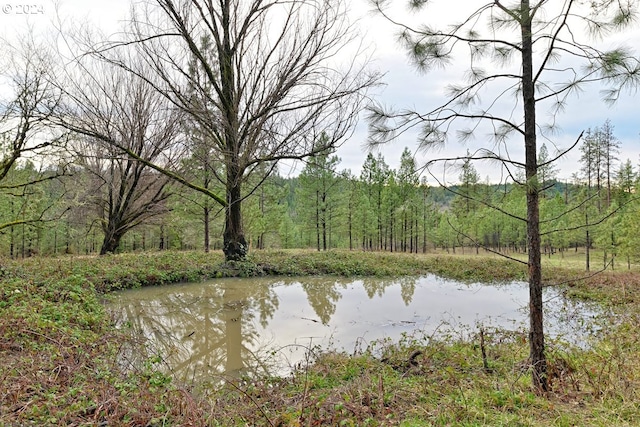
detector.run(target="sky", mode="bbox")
[2,0,639,185]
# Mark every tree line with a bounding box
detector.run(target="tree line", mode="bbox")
[2,124,638,270]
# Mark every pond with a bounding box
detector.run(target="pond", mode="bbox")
[107,275,604,387]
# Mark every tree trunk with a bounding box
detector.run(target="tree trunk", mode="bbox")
[159,225,165,250]
[204,169,211,253]
[322,215,327,251]
[403,215,407,252]
[204,205,211,253]
[348,209,353,250]
[521,0,547,391]
[415,210,419,253]
[10,225,14,259]
[220,1,247,262]
[585,225,591,272]
[390,209,394,252]
[315,190,321,251]
[100,221,125,255]
[423,205,427,254]
[321,193,327,251]
[223,169,247,261]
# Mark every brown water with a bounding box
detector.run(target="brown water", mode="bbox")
[107,275,602,386]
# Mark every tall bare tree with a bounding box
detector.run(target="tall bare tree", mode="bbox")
[59,60,181,254]
[80,0,378,261]
[369,0,640,390]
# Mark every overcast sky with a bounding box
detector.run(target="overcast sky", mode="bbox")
[2,0,639,184]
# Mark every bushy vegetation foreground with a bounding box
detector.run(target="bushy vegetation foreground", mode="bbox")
[1,250,639,426]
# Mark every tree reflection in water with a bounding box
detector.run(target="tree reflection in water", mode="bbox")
[110,278,281,386]
[108,276,415,386]
[301,278,347,325]
[108,275,601,388]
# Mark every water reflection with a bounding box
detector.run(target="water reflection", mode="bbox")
[111,278,282,384]
[107,275,603,386]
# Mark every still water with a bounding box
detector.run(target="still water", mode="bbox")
[108,275,602,385]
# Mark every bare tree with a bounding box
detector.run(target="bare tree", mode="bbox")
[0,36,68,233]
[368,0,640,391]
[80,0,379,261]
[59,60,182,254]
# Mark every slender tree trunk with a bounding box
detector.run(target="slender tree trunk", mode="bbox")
[423,203,427,254]
[315,190,320,251]
[21,222,25,259]
[258,187,265,250]
[585,223,591,272]
[65,221,70,254]
[10,225,14,259]
[415,210,419,253]
[403,215,407,252]
[389,208,395,252]
[204,205,211,253]
[328,206,333,249]
[202,157,212,253]
[611,230,615,270]
[378,198,382,251]
[321,209,327,251]
[521,0,547,391]
[348,208,353,250]
[409,213,414,253]
[362,212,366,250]
[322,192,328,251]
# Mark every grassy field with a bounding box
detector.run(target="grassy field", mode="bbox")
[1,249,639,426]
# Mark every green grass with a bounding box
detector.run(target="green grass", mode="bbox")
[1,249,639,425]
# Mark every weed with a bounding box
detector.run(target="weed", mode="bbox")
[1,249,639,425]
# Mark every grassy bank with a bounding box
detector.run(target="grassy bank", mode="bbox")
[1,250,638,425]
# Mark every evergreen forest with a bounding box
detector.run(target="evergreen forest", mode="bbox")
[2,120,637,271]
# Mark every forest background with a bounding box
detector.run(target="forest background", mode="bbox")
[2,119,636,272]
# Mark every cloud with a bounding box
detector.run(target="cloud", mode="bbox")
[3,0,638,184]
[338,0,640,184]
